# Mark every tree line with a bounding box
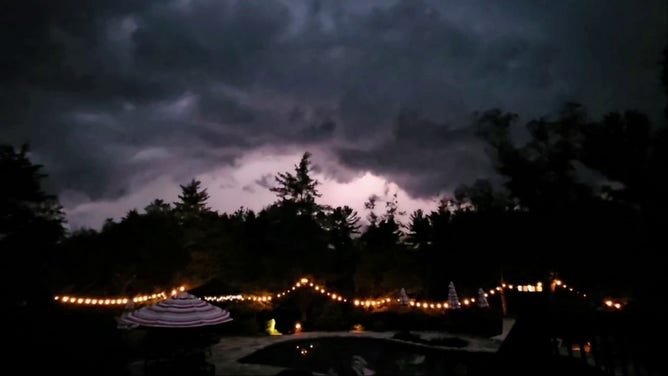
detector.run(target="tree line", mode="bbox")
[2,101,667,310]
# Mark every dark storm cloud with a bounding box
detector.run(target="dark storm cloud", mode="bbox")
[1,0,665,216]
[337,111,491,197]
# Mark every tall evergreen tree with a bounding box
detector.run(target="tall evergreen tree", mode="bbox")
[1,144,65,308]
[174,179,210,221]
[270,152,322,216]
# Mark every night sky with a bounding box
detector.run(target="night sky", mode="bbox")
[1,0,666,229]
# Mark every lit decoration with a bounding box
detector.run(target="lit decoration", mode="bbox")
[56,276,593,311]
[605,300,613,307]
[295,322,302,334]
[353,324,364,332]
[399,288,409,305]
[266,318,282,335]
[477,288,489,308]
[448,281,461,309]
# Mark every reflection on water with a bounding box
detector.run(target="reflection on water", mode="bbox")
[239,336,495,376]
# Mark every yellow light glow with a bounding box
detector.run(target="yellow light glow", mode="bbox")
[471,298,476,302]
[309,283,313,287]
[354,300,360,306]
[614,303,621,309]
[502,284,506,288]
[84,299,91,304]
[490,290,495,295]
[92,299,97,305]
[508,285,513,289]
[537,286,543,292]
[179,286,185,292]
[296,283,301,287]
[62,297,69,302]
[409,301,415,306]
[416,302,421,307]
[605,300,613,307]
[104,299,110,305]
[429,304,434,308]
[77,298,84,304]
[444,303,449,308]
[463,299,470,305]
[54,296,59,301]
[437,303,442,308]
[555,280,562,286]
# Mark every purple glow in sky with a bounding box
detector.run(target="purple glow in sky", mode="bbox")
[1,0,665,228]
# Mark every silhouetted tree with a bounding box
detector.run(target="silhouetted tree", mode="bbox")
[270,152,322,216]
[1,144,65,308]
[144,199,172,214]
[174,179,210,222]
[406,209,431,252]
[322,206,360,290]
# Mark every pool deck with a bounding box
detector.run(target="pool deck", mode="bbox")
[209,318,515,375]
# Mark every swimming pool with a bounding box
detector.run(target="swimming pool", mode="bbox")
[238,336,496,375]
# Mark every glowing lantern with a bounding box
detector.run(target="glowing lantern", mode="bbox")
[295,322,302,334]
[300,278,308,284]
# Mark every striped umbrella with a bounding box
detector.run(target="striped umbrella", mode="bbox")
[120,292,233,328]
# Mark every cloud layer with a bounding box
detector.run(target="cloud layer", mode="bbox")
[1,0,665,228]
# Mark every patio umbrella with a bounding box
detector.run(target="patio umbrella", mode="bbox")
[120,292,233,328]
[119,292,233,373]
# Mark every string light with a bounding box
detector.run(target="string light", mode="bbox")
[56,276,596,311]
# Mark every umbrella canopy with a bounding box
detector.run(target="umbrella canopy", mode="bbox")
[120,292,233,328]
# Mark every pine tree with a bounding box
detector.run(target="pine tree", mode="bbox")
[174,179,210,221]
[270,152,321,216]
[1,144,65,308]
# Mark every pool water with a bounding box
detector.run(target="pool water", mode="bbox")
[239,336,496,375]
